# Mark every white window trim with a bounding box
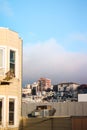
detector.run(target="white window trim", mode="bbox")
[0,95,6,127]
[8,47,18,78]
[0,46,6,76]
[8,96,18,127]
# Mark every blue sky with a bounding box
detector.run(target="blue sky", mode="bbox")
[0,0,87,86]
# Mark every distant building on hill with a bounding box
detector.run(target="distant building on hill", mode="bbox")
[53,82,79,92]
[53,82,80,102]
[58,82,79,91]
[38,77,51,91]
[77,84,87,94]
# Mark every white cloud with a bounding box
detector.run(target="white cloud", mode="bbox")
[0,0,13,16]
[64,33,87,44]
[23,38,87,85]
[69,33,87,43]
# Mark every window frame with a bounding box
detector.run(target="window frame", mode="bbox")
[0,49,3,68]
[9,99,15,125]
[0,95,6,128]
[0,47,5,76]
[8,96,18,127]
[0,99,2,125]
[10,50,15,75]
[9,47,18,78]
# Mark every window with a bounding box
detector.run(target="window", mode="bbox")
[10,50,15,75]
[9,99,14,125]
[0,100,2,125]
[0,96,6,127]
[0,48,5,75]
[8,96,18,127]
[0,49,3,68]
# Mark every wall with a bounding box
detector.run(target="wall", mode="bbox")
[0,27,22,128]
[72,116,87,130]
[78,94,87,102]
[22,102,87,117]
[0,116,87,130]
[19,117,72,130]
[19,116,87,130]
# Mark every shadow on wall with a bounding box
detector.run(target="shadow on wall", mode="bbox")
[19,116,87,130]
[19,117,71,130]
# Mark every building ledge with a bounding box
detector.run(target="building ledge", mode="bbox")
[0,80,11,85]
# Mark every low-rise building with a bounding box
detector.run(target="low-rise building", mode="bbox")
[58,82,79,91]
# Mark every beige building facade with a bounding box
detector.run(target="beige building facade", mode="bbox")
[0,27,22,129]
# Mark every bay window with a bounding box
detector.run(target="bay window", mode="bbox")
[0,49,4,68]
[0,48,5,76]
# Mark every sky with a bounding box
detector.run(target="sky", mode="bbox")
[0,0,87,86]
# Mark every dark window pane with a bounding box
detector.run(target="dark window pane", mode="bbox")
[9,113,14,125]
[10,50,15,75]
[0,101,2,125]
[9,99,14,125]
[10,50,15,63]
[10,63,15,74]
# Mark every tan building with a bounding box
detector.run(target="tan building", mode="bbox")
[0,27,22,129]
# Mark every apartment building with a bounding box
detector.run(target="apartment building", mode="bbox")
[38,78,51,91]
[0,27,22,129]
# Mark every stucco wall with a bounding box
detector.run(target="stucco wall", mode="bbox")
[22,102,87,117]
[0,116,87,130]
[0,27,22,128]
[19,117,72,130]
